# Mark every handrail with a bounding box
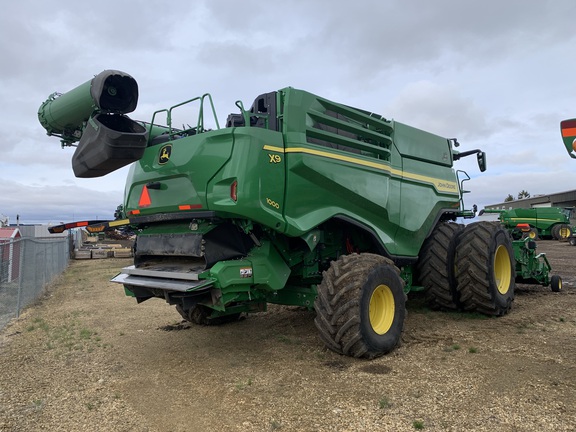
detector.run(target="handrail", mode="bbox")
[148,93,221,142]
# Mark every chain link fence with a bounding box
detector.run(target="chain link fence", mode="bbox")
[0,237,70,331]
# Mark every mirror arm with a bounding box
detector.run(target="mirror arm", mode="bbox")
[453,149,482,160]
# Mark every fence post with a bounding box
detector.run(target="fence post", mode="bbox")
[15,239,24,317]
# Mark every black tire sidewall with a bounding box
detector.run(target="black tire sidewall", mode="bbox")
[489,226,516,310]
[455,221,515,315]
[551,224,561,240]
[551,275,562,292]
[359,265,406,354]
[416,222,463,310]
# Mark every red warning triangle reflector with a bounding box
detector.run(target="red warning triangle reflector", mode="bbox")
[138,186,152,207]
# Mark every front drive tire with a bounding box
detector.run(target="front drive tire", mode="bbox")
[454,222,516,316]
[416,222,463,310]
[314,253,406,359]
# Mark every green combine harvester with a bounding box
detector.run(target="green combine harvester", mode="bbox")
[480,207,572,240]
[39,70,561,359]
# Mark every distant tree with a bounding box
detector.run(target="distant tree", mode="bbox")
[504,194,514,202]
[517,190,531,200]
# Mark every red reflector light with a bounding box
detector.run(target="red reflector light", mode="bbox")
[178,204,202,211]
[139,186,152,207]
[129,210,140,215]
[64,221,88,229]
[230,181,238,202]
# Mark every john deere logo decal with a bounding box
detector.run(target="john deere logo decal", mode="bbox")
[159,144,172,164]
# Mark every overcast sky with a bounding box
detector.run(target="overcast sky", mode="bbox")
[1,0,575,225]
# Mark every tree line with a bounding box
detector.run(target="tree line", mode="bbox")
[504,190,530,202]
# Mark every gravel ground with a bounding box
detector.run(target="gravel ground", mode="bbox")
[1,240,575,431]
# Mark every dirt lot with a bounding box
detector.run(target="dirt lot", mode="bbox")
[1,240,575,431]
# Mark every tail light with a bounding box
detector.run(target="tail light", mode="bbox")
[230,180,238,202]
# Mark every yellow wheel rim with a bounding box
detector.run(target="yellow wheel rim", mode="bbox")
[369,284,395,334]
[494,245,512,295]
[559,227,571,239]
[528,230,536,239]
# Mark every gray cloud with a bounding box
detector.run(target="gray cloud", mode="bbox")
[2,179,122,224]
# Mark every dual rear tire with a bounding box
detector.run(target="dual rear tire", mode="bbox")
[416,222,463,310]
[419,221,516,316]
[453,222,515,316]
[552,224,572,240]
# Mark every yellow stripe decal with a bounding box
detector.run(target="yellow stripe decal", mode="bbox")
[509,218,563,222]
[109,219,130,227]
[263,145,458,194]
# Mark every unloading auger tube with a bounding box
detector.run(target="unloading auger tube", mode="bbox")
[38,70,147,177]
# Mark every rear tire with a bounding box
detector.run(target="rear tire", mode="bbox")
[454,222,515,316]
[551,224,561,240]
[416,222,463,310]
[558,224,572,240]
[176,305,242,325]
[314,253,406,359]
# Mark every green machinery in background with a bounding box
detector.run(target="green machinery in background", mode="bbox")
[512,235,561,292]
[480,207,572,240]
[479,208,563,292]
[39,70,561,359]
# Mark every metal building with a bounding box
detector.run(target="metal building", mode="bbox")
[485,189,576,211]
